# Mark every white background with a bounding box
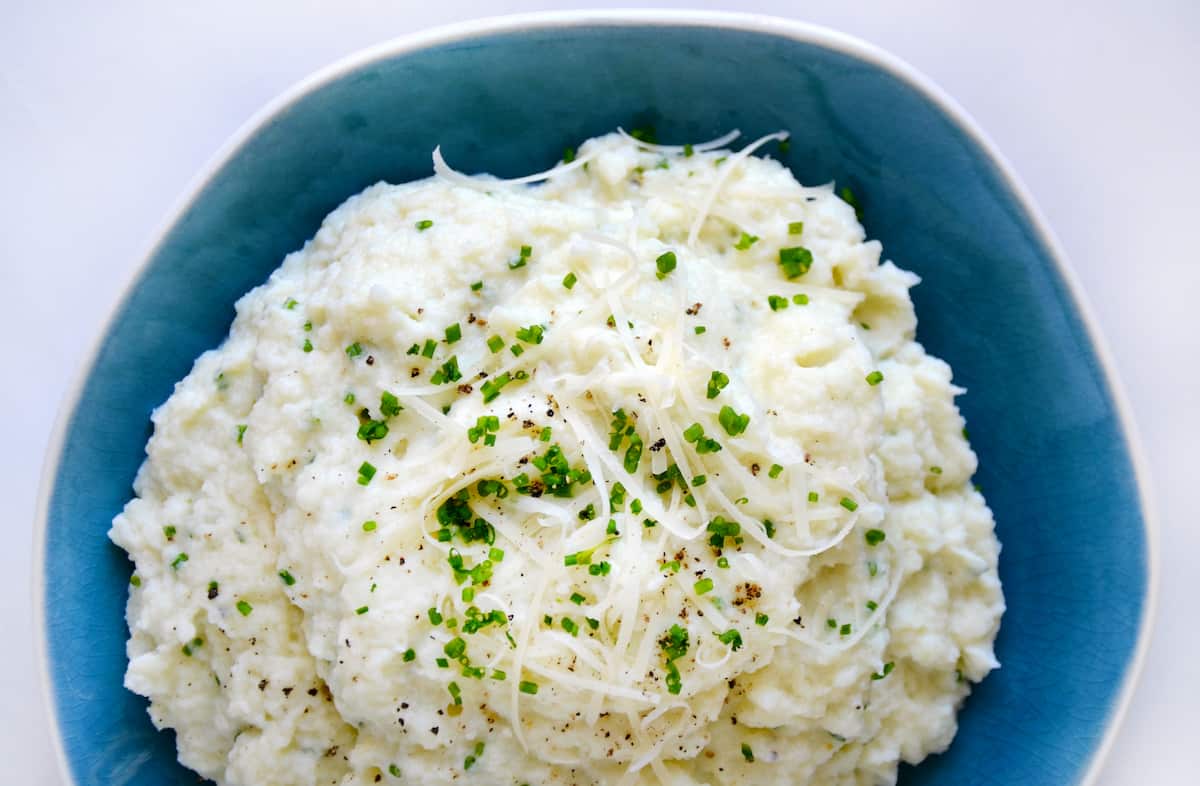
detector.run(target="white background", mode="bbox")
[3,1,1196,783]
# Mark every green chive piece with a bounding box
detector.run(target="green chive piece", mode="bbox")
[487,334,504,353]
[655,251,677,280]
[562,272,578,290]
[755,613,769,626]
[865,528,886,546]
[236,600,253,616]
[356,606,369,615]
[346,342,364,358]
[421,339,437,358]
[519,680,539,695]
[808,491,819,502]
[362,520,377,532]
[170,553,188,569]
[866,370,884,386]
[415,219,433,231]
[742,743,755,762]
[278,569,296,586]
[694,325,707,334]
[779,246,814,279]
[793,293,809,305]
[788,221,804,235]
[718,405,750,436]
[768,464,784,479]
[840,497,858,511]
[302,339,313,353]
[694,577,714,595]
[445,323,462,344]
[871,661,895,680]
[768,294,789,311]
[357,462,377,486]
[734,232,759,250]
[283,298,299,310]
[706,371,730,400]
[716,629,743,650]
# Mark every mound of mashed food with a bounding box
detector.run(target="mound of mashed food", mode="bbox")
[111,130,1003,786]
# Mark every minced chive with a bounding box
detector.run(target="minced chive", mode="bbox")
[768,464,783,479]
[606,519,619,536]
[779,246,814,278]
[655,251,677,280]
[403,648,416,662]
[489,547,505,562]
[840,497,858,511]
[865,528,886,546]
[491,669,507,681]
[717,557,730,569]
[788,221,804,235]
[416,219,433,231]
[543,615,553,626]
[661,560,680,573]
[519,680,539,695]
[510,344,524,357]
[163,525,176,539]
[445,324,462,344]
[562,272,578,289]
[444,637,467,659]
[718,406,750,436]
[561,618,579,636]
[303,321,312,332]
[436,657,449,668]
[516,324,545,345]
[631,498,643,514]
[406,343,420,356]
[866,370,884,386]
[470,280,483,292]
[129,575,141,587]
[827,618,838,629]
[486,335,504,353]
[839,185,863,219]
[871,661,895,680]
[344,392,356,404]
[755,613,769,626]
[236,600,253,616]
[694,577,714,595]
[170,553,188,569]
[692,474,707,487]
[868,561,879,577]
[930,466,943,475]
[417,339,436,359]
[768,295,789,311]
[357,462,377,485]
[284,298,299,309]
[346,342,363,358]
[734,232,759,250]
[716,629,743,650]
[563,147,576,163]
[380,391,402,417]
[570,592,586,605]
[808,491,819,502]
[793,293,809,305]
[840,623,851,636]
[236,424,247,444]
[302,339,313,353]
[279,569,296,586]
[866,600,878,611]
[694,325,707,334]
[742,743,755,762]
[362,520,377,532]
[356,606,369,615]
[588,561,611,576]
[586,617,600,630]
[428,608,444,625]
[706,370,730,399]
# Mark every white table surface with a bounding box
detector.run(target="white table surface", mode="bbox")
[3,2,1197,783]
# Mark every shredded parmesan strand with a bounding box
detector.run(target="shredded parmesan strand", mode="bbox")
[432,144,602,190]
[687,130,789,247]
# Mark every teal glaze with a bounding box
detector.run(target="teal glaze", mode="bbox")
[40,17,1148,786]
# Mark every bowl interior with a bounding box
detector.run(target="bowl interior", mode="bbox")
[41,18,1148,786]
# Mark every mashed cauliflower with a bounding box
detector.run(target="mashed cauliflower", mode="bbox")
[110,130,1003,786]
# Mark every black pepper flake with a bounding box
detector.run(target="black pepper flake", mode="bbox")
[365,355,375,365]
[649,438,666,452]
[258,679,268,691]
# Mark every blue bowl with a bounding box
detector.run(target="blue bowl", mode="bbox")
[35,11,1155,786]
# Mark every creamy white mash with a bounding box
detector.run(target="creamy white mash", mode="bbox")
[111,130,1003,786]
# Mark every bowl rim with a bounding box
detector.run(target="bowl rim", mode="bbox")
[32,9,1159,786]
